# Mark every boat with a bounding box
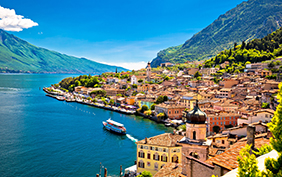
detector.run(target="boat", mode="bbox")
[102,118,126,135]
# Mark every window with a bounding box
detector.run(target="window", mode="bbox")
[224,122,225,125]
[153,153,159,161]
[161,154,167,162]
[224,117,225,120]
[172,155,179,163]
[140,145,143,149]
[138,151,145,158]
[230,121,231,124]
[265,114,268,118]
[222,140,225,144]
[147,153,151,159]
[193,131,196,140]
[150,146,153,150]
[138,160,144,168]
[163,148,167,152]
[213,122,215,125]
[221,122,222,125]
[159,148,162,152]
[155,147,158,151]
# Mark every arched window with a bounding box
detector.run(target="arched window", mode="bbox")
[193,131,196,140]
[161,154,167,162]
[138,160,145,168]
[138,151,145,158]
[153,153,159,161]
[172,155,179,163]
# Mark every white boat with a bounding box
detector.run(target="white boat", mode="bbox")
[102,118,126,135]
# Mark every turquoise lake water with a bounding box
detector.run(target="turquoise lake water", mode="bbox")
[0,74,173,177]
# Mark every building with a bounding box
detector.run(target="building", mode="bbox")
[160,62,175,67]
[207,113,240,134]
[180,100,212,175]
[135,133,184,175]
[146,62,151,81]
[155,102,186,119]
[131,75,137,85]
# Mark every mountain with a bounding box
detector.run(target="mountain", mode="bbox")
[151,0,282,67]
[0,30,128,73]
[204,27,282,70]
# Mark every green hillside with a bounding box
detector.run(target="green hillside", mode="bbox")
[0,30,128,73]
[151,0,282,67]
[203,27,282,72]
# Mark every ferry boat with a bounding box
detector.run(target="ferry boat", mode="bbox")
[102,119,126,135]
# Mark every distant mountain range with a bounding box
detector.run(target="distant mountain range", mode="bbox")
[151,0,282,67]
[0,29,128,73]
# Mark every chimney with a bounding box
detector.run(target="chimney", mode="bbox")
[145,137,147,144]
[247,125,255,150]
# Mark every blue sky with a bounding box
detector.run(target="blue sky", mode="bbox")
[0,0,245,70]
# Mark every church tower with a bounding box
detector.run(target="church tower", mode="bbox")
[184,100,207,142]
[179,100,210,164]
[146,62,151,81]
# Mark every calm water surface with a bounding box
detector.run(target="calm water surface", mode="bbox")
[0,74,173,177]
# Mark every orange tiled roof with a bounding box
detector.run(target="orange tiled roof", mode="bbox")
[136,133,184,147]
[154,163,182,177]
[205,137,270,170]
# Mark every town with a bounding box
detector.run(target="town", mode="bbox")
[44,59,281,177]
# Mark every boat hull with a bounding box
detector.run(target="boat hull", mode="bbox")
[103,122,126,135]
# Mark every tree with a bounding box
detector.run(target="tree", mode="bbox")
[150,104,156,110]
[194,71,202,78]
[262,102,270,109]
[156,96,164,104]
[264,83,282,176]
[138,79,143,83]
[132,84,138,88]
[213,126,220,133]
[253,144,272,156]
[141,105,149,113]
[137,171,152,177]
[109,99,115,106]
[237,144,260,177]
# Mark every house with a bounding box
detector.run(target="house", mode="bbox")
[155,102,186,119]
[223,78,239,88]
[130,75,137,85]
[220,61,229,69]
[255,69,272,77]
[135,133,184,175]
[222,122,268,137]
[104,88,126,96]
[160,62,175,67]
[217,88,232,98]
[237,109,274,124]
[207,113,241,134]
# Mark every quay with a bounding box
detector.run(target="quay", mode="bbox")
[43,87,136,115]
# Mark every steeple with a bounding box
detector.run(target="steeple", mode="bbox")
[146,61,151,81]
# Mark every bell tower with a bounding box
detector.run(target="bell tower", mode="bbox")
[146,62,151,81]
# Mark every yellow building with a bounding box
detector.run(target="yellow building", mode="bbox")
[135,133,184,175]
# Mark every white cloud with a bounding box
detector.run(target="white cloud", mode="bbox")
[99,61,147,70]
[0,6,38,32]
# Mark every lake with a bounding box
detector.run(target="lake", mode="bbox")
[0,74,173,177]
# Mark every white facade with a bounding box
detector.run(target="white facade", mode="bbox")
[131,75,137,85]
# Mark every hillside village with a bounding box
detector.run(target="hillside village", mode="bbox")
[45,58,281,177]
